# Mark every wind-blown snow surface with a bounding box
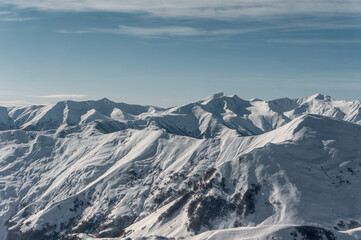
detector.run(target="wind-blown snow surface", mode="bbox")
[1,93,361,240]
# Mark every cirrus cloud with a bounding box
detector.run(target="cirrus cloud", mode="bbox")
[2,0,361,20]
[0,100,32,107]
[57,24,259,37]
[1,17,36,21]
[38,94,87,99]
[268,39,361,44]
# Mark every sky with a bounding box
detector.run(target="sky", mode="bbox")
[1,0,361,107]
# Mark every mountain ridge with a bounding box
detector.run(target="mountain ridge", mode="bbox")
[3,93,361,138]
[1,94,361,240]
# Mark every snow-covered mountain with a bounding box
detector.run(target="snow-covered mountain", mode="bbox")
[1,93,361,240]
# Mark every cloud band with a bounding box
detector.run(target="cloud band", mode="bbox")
[38,94,87,99]
[2,0,361,19]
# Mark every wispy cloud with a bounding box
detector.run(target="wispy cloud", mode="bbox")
[268,39,361,44]
[57,25,257,37]
[56,19,361,38]
[56,29,93,34]
[271,22,361,33]
[0,11,11,15]
[113,25,204,37]
[2,0,361,19]
[1,17,36,22]
[38,94,87,99]
[0,100,31,107]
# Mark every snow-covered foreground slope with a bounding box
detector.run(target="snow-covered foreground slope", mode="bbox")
[1,94,361,240]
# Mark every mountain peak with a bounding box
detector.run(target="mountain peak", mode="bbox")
[201,92,245,105]
[98,97,112,103]
[3,94,361,240]
[250,98,263,102]
[205,92,225,100]
[307,93,332,101]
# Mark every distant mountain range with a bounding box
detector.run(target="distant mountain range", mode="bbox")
[1,93,361,240]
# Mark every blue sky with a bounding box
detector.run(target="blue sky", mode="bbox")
[1,0,361,107]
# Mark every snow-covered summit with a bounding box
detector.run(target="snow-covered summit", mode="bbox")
[304,93,333,102]
[2,93,361,137]
[1,94,361,240]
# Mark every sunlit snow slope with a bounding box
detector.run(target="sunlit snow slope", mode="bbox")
[1,93,361,240]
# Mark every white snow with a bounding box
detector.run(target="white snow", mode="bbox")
[1,94,361,240]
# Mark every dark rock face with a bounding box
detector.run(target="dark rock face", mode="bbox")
[185,170,262,233]
[7,224,59,240]
[59,235,82,240]
[71,215,103,235]
[186,184,262,234]
[159,192,193,221]
[6,216,76,240]
[241,184,261,217]
[93,215,136,238]
[93,120,125,134]
[334,220,361,231]
[230,183,261,217]
[203,168,217,181]
[187,196,228,233]
[293,226,336,240]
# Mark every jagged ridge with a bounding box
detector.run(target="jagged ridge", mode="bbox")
[1,94,361,240]
[3,93,361,138]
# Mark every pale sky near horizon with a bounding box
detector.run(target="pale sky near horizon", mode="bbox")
[1,1,361,107]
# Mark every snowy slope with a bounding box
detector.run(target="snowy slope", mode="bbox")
[1,94,361,240]
[4,93,361,138]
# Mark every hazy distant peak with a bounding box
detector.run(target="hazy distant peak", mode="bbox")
[201,92,226,104]
[306,93,333,101]
[250,98,263,102]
